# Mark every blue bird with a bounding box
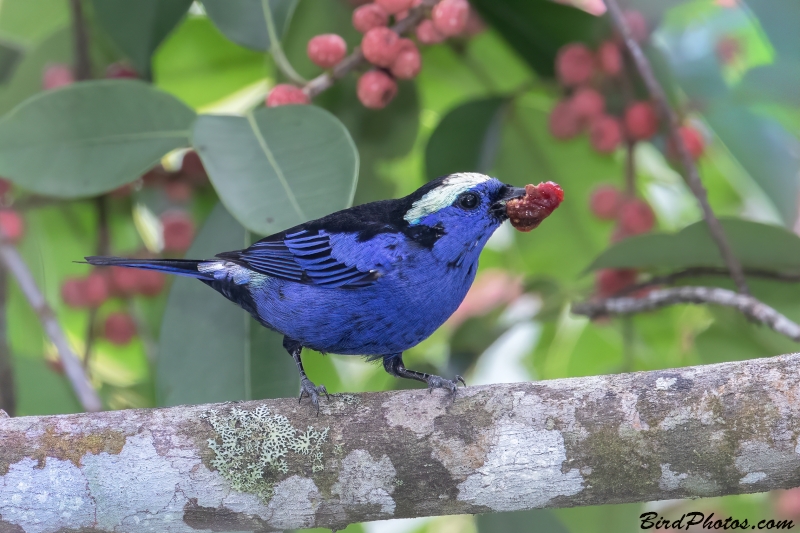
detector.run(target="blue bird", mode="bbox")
[86,173,561,409]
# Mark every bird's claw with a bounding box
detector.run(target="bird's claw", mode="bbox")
[298,377,329,415]
[426,374,466,398]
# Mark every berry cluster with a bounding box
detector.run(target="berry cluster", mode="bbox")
[548,11,705,160]
[589,184,655,297]
[266,0,483,110]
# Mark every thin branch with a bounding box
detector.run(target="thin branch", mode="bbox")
[0,241,101,412]
[573,286,800,340]
[2,352,800,531]
[69,0,92,81]
[615,266,800,297]
[0,266,14,416]
[604,0,749,295]
[303,0,438,99]
[83,196,110,369]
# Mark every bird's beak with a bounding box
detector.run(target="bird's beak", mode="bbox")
[491,186,527,219]
[498,186,527,202]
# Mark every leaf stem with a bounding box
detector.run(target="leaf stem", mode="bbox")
[262,0,307,85]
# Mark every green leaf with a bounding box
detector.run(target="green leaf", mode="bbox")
[735,61,800,106]
[704,100,800,226]
[425,97,507,180]
[586,218,800,272]
[192,105,358,235]
[0,40,23,85]
[744,0,800,60]
[0,79,196,198]
[0,27,72,116]
[91,0,193,76]
[202,0,297,52]
[478,509,570,533]
[0,0,69,44]
[152,16,268,110]
[470,0,609,78]
[157,202,298,406]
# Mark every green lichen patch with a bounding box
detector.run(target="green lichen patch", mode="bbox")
[0,426,127,474]
[202,405,329,502]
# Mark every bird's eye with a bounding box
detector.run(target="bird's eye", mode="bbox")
[457,192,480,210]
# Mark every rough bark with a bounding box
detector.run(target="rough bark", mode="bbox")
[2,353,800,532]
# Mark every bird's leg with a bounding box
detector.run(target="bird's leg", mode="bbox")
[283,337,328,414]
[382,353,465,396]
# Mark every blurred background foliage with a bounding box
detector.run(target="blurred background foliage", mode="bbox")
[0,0,798,531]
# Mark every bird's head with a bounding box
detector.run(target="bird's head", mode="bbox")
[401,173,527,254]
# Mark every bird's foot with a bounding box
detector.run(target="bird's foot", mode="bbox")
[299,377,329,415]
[426,374,466,397]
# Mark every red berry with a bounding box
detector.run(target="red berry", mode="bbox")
[266,84,310,107]
[597,40,622,76]
[416,19,445,45]
[677,125,705,160]
[110,267,139,297]
[362,27,401,67]
[390,39,421,79]
[570,87,605,123]
[0,210,24,244]
[624,102,659,140]
[596,268,638,298]
[716,36,742,65]
[181,151,205,176]
[619,198,655,235]
[352,3,389,33]
[0,179,12,197]
[548,100,581,140]
[375,0,413,14]
[105,62,138,79]
[61,278,87,308]
[623,10,649,43]
[589,115,623,153]
[394,0,421,22]
[432,0,469,37]
[42,64,74,90]
[556,43,595,87]
[103,312,136,346]
[165,180,193,203]
[357,70,398,109]
[307,34,347,69]
[589,185,623,220]
[84,271,110,307]
[161,211,195,252]
[137,270,166,297]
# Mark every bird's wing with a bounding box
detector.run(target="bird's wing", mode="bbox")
[215,228,379,289]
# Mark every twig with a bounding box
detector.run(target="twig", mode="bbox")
[604,0,749,295]
[0,266,14,416]
[572,286,800,341]
[624,140,636,196]
[69,0,92,81]
[83,196,110,369]
[303,0,438,99]
[0,241,101,411]
[616,266,800,297]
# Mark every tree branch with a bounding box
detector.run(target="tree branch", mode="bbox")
[2,353,800,531]
[572,286,800,340]
[603,0,749,295]
[0,241,101,412]
[615,266,800,297]
[303,0,437,99]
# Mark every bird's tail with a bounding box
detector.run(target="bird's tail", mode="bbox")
[84,256,214,280]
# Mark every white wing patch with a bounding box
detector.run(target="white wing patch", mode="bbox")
[404,172,492,224]
[198,260,252,285]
